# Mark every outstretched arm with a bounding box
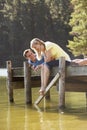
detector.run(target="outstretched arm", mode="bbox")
[44,48,55,62]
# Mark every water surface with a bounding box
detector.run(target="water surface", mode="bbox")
[0,77,87,130]
[0,68,7,77]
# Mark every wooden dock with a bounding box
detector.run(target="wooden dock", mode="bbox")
[6,57,87,109]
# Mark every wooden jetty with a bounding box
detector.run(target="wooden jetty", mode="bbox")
[6,57,87,108]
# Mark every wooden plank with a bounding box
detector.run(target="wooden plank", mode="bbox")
[12,67,24,77]
[65,82,87,92]
[66,66,87,77]
[34,72,60,105]
[12,67,41,78]
[10,63,87,78]
[12,81,24,89]
[66,76,87,83]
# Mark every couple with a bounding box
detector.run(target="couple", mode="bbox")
[23,38,87,95]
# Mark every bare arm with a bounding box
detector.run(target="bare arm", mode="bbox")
[44,48,55,62]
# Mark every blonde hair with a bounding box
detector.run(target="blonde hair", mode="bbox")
[30,38,45,48]
[30,38,45,60]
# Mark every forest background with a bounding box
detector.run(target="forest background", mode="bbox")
[0,0,86,67]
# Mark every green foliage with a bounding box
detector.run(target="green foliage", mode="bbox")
[67,0,87,57]
[0,0,72,67]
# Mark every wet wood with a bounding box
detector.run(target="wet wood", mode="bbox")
[6,61,14,102]
[24,62,32,104]
[58,57,66,108]
[34,72,60,105]
[6,58,87,108]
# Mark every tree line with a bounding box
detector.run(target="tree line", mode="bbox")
[1,0,86,67]
[68,0,87,57]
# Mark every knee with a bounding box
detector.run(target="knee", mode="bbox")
[41,64,49,71]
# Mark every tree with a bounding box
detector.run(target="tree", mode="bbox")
[0,0,72,67]
[67,0,87,57]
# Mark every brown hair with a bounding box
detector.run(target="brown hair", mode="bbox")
[23,49,31,58]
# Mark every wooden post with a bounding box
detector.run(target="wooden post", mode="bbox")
[86,92,87,107]
[6,61,14,102]
[34,72,60,105]
[58,57,66,109]
[24,61,32,104]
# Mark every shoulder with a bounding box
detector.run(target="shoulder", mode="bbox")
[28,59,34,65]
[45,41,59,46]
[45,41,59,50]
[45,41,53,45]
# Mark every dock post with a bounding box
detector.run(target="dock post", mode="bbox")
[58,57,66,109]
[24,61,32,104]
[86,92,87,107]
[6,61,14,102]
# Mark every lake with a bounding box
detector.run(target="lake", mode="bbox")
[0,68,7,76]
[0,70,87,130]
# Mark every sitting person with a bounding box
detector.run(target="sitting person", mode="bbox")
[23,48,50,99]
[30,38,71,95]
[30,38,87,95]
[23,49,44,69]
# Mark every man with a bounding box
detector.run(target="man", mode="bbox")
[23,49,44,69]
[23,48,50,99]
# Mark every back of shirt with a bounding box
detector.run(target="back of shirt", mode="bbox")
[45,41,71,61]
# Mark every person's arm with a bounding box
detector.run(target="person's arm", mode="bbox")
[44,48,55,62]
[34,64,43,71]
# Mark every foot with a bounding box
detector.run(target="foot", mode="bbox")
[39,88,46,95]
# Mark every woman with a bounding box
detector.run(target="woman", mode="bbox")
[30,38,71,95]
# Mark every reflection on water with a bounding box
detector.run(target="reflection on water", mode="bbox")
[0,77,87,130]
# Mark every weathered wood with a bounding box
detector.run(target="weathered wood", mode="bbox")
[6,61,14,102]
[12,81,24,89]
[12,67,24,78]
[34,72,60,105]
[65,83,87,92]
[86,92,87,107]
[58,57,66,109]
[24,62,32,104]
[66,76,87,83]
[66,66,87,77]
[6,59,87,108]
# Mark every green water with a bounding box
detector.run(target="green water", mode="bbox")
[0,77,87,130]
